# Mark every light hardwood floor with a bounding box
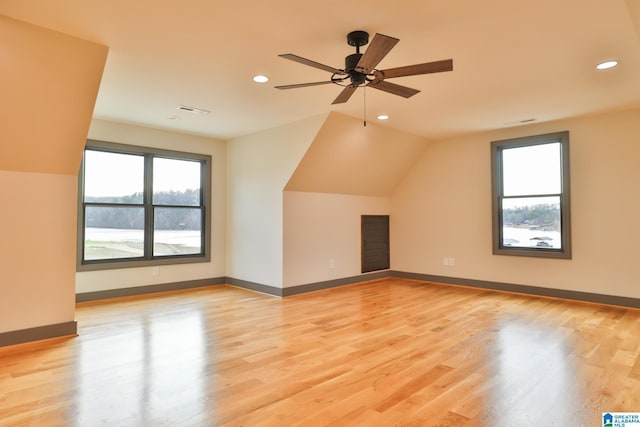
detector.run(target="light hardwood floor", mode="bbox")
[1,278,640,426]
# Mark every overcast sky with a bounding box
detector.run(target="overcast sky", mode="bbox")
[84,151,200,198]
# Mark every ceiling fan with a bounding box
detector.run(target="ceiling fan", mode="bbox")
[275,30,453,105]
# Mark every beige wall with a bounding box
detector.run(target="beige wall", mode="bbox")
[227,114,327,287]
[391,107,640,299]
[0,17,106,333]
[281,113,426,287]
[0,171,78,333]
[283,191,390,287]
[76,119,227,293]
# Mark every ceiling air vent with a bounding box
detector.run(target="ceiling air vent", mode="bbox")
[176,105,210,115]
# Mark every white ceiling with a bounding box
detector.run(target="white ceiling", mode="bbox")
[2,0,639,140]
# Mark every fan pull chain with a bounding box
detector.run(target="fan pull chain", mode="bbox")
[363,84,367,127]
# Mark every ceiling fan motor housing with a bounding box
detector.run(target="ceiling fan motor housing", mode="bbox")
[345,53,367,85]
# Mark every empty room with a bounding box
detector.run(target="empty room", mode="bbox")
[1,1,640,425]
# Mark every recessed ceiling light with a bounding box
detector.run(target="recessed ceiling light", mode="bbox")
[253,75,269,83]
[596,60,618,70]
[377,114,390,120]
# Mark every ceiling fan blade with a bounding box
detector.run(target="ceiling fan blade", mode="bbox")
[368,80,420,98]
[275,81,334,90]
[279,54,346,75]
[356,33,399,73]
[332,85,358,104]
[380,59,453,79]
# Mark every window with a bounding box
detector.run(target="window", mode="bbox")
[491,131,571,259]
[77,140,211,270]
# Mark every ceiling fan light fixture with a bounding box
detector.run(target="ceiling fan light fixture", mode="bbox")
[253,75,269,83]
[596,60,618,70]
[377,114,390,120]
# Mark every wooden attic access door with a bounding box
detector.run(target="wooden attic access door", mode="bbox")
[361,215,390,273]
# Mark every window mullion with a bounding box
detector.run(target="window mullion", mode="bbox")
[144,154,154,260]
[502,193,562,200]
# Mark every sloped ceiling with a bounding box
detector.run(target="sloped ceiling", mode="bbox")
[0,15,107,174]
[0,1,639,141]
[285,112,428,196]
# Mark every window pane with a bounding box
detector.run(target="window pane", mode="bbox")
[501,197,561,249]
[153,207,202,256]
[84,206,144,260]
[84,150,144,203]
[502,142,561,196]
[153,158,201,206]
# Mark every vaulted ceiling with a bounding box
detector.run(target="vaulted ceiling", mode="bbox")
[0,15,107,174]
[286,113,428,196]
[1,0,639,140]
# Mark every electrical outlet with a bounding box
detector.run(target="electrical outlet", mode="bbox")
[449,257,455,266]
[443,257,449,266]
[152,266,160,276]
[329,259,335,269]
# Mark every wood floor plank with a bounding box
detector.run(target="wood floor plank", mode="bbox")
[1,278,640,426]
